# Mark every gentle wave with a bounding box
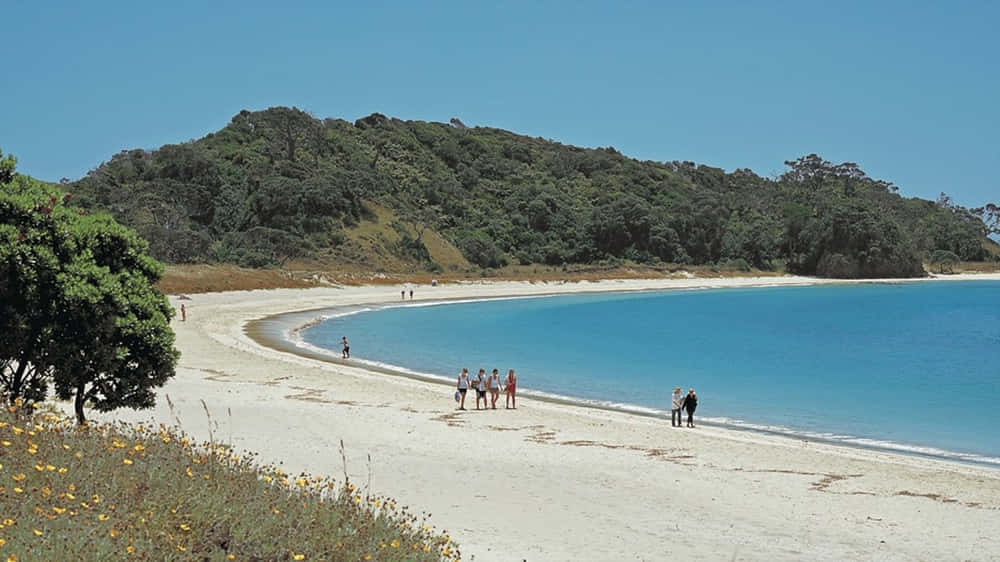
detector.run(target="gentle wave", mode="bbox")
[285,327,1000,468]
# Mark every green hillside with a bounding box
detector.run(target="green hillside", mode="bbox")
[67,107,999,278]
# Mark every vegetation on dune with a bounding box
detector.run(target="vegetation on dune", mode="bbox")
[0,403,458,561]
[0,150,178,422]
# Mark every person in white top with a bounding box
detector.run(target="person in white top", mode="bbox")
[475,369,488,410]
[488,369,502,409]
[670,387,685,427]
[456,368,470,410]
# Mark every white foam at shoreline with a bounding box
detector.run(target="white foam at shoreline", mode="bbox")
[289,324,1000,467]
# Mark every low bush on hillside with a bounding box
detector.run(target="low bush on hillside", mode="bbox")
[0,402,458,561]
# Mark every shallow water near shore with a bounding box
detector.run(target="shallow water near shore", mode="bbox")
[301,280,1000,465]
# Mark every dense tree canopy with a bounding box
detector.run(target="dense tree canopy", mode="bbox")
[67,108,999,277]
[1,151,178,423]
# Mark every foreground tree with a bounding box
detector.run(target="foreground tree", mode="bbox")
[0,153,178,422]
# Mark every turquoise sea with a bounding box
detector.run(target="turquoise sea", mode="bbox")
[300,281,1000,465]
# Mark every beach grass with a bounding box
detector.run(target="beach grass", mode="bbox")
[0,402,458,561]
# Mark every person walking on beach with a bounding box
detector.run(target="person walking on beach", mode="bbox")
[180,303,186,322]
[489,369,502,409]
[401,289,406,300]
[456,368,470,410]
[671,387,685,427]
[341,336,350,359]
[504,369,517,409]
[685,388,698,428]
[474,369,488,410]
[409,289,413,299]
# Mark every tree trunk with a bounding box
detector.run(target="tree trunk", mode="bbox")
[74,381,87,425]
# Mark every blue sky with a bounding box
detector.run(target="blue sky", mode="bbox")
[2,1,997,208]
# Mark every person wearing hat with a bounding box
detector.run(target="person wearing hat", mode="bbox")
[670,387,685,427]
[684,388,698,428]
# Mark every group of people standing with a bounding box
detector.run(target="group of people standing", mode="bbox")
[456,368,517,410]
[671,387,698,427]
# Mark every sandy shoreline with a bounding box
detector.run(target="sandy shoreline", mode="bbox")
[96,274,1000,561]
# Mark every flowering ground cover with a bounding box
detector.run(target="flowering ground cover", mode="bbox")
[0,402,458,561]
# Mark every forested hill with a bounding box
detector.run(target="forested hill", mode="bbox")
[68,107,999,278]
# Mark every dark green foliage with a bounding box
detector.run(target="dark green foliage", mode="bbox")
[65,111,998,277]
[1,157,178,422]
[929,249,961,273]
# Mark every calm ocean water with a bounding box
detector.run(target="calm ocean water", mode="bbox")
[301,281,1000,465]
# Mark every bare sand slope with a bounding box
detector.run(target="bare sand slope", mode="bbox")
[96,276,1000,561]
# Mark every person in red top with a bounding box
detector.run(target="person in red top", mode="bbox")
[504,369,517,409]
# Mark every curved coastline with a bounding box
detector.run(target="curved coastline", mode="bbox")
[244,282,1000,469]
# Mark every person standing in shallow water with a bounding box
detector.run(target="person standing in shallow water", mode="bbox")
[341,336,350,359]
[685,388,698,428]
[671,387,685,427]
[504,369,517,409]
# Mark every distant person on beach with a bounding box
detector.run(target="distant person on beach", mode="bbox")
[489,369,501,409]
[401,289,406,300]
[409,289,413,299]
[505,369,517,409]
[685,388,698,428]
[180,304,186,322]
[475,369,488,410]
[341,337,350,359]
[456,368,470,410]
[671,387,684,427]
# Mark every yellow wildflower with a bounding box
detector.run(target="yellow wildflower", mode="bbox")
[177,545,186,552]
[62,444,71,450]
[133,444,145,452]
[34,465,44,472]
[98,514,109,521]
[58,468,67,474]
[391,540,401,548]
[12,488,23,494]
[0,538,5,547]
[11,474,25,482]
[185,467,194,478]
[11,427,23,435]
[122,459,133,465]
[52,507,66,515]
[227,556,235,560]
[68,484,76,491]
[293,555,305,561]
[126,546,135,554]
[65,493,75,500]
[295,478,307,487]
[179,524,191,531]
[1,441,9,447]
[8,554,18,562]
[363,555,372,561]
[32,529,42,536]
[2,519,13,526]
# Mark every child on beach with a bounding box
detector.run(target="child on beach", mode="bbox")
[475,369,488,410]
[341,336,350,359]
[456,368,470,410]
[671,387,684,427]
[489,369,502,409]
[504,369,517,409]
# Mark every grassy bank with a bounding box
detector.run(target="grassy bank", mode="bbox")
[0,403,458,561]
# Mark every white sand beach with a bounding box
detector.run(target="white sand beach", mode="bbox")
[95,274,1000,561]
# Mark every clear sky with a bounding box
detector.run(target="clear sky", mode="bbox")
[2,1,997,208]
